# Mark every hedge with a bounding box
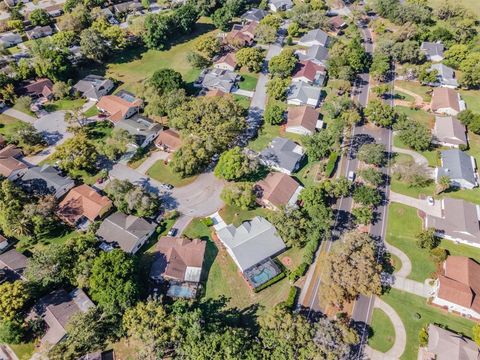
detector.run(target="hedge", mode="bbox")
[284,286,299,309]
[253,272,286,293]
[288,235,322,282]
[325,152,339,178]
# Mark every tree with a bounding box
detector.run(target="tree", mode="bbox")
[105,179,160,217]
[266,77,290,101]
[313,317,358,359]
[30,38,72,80]
[143,13,175,50]
[0,281,29,321]
[352,206,374,225]
[255,24,277,44]
[264,103,284,125]
[443,44,469,69]
[268,207,317,248]
[418,66,438,85]
[149,69,184,94]
[437,175,451,194]
[57,4,91,32]
[235,47,265,72]
[52,133,97,173]
[358,143,386,166]
[5,121,45,155]
[304,130,334,161]
[212,6,232,31]
[220,182,256,210]
[353,185,382,207]
[473,324,480,346]
[459,53,480,89]
[358,168,383,186]
[214,147,251,181]
[187,51,211,69]
[396,119,431,151]
[51,30,77,48]
[418,326,429,346]
[0,320,24,344]
[323,231,382,308]
[287,22,300,37]
[52,81,70,100]
[88,250,138,313]
[194,35,220,59]
[364,100,397,127]
[143,88,187,117]
[170,137,211,177]
[102,128,133,160]
[393,159,432,187]
[417,228,439,249]
[0,180,31,239]
[29,9,51,26]
[269,49,297,78]
[174,3,199,33]
[430,247,447,265]
[370,52,390,82]
[80,19,127,62]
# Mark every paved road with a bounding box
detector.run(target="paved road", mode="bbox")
[1,108,36,123]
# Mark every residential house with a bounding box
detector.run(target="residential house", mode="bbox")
[431,88,465,116]
[295,45,329,66]
[286,105,323,135]
[429,63,458,89]
[0,249,27,280]
[292,60,326,86]
[421,324,480,360]
[432,256,480,319]
[0,156,27,180]
[421,41,444,62]
[114,115,162,148]
[155,129,182,152]
[198,68,240,93]
[25,26,53,40]
[113,1,143,14]
[255,172,303,210]
[0,135,6,148]
[0,32,22,48]
[0,234,9,253]
[96,91,143,122]
[96,212,156,254]
[241,8,268,23]
[73,75,115,101]
[43,4,63,17]
[205,89,228,98]
[425,198,480,247]
[287,82,322,107]
[225,21,258,48]
[269,0,293,12]
[79,350,116,360]
[150,236,206,298]
[56,184,112,228]
[34,289,95,345]
[298,29,330,48]
[0,144,22,158]
[432,116,467,148]
[20,165,75,199]
[328,16,347,34]
[436,149,477,189]
[21,78,54,100]
[213,52,237,72]
[260,137,304,175]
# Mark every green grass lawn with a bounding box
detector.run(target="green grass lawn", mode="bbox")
[394,90,415,103]
[12,101,35,117]
[218,204,272,227]
[395,106,434,129]
[147,160,197,187]
[393,135,439,168]
[238,73,258,91]
[233,94,251,110]
[428,0,480,16]
[10,342,35,360]
[248,122,282,152]
[394,81,432,102]
[16,224,77,253]
[184,218,292,311]
[294,160,322,187]
[368,308,396,353]
[0,114,26,138]
[390,153,435,198]
[83,104,100,118]
[381,289,476,360]
[44,98,86,112]
[460,89,480,113]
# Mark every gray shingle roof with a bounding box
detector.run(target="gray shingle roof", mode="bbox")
[260,137,304,173]
[241,8,268,22]
[427,324,480,360]
[430,63,458,87]
[438,149,477,187]
[21,165,74,197]
[299,29,330,47]
[287,82,322,105]
[114,115,162,146]
[216,216,286,271]
[201,69,239,93]
[0,249,27,280]
[73,75,114,101]
[433,116,467,146]
[421,41,444,58]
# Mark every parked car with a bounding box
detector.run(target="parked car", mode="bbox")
[427,196,434,206]
[347,171,355,182]
[167,228,178,237]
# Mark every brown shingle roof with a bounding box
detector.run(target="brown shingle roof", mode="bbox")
[286,105,319,133]
[0,145,22,158]
[154,129,182,151]
[57,185,112,225]
[256,172,301,208]
[214,52,237,69]
[0,157,26,177]
[292,60,326,82]
[431,88,461,113]
[23,78,53,97]
[97,95,142,122]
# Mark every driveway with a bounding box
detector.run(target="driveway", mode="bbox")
[232,89,254,98]
[136,150,170,175]
[392,143,431,169]
[389,191,442,217]
[1,108,36,123]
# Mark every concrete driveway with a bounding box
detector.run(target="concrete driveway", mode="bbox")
[389,191,442,217]
[136,150,170,175]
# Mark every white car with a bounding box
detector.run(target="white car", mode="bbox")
[347,171,355,182]
[427,196,434,206]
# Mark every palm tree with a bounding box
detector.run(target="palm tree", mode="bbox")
[436,175,451,194]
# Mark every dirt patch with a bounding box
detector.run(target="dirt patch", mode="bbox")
[281,256,293,266]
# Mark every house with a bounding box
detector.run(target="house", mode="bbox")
[96,91,143,122]
[114,115,162,148]
[21,78,54,100]
[431,88,465,116]
[421,41,444,62]
[0,144,22,158]
[43,4,63,17]
[34,289,95,345]
[150,236,206,298]
[287,82,322,107]
[96,212,156,254]
[155,129,182,152]
[286,105,323,135]
[269,0,293,12]
[425,198,480,247]
[328,16,347,34]
[260,137,304,175]
[213,52,237,72]
[295,45,329,66]
[432,116,467,148]
[205,89,228,98]
[56,185,112,228]
[428,63,458,89]
[432,256,480,319]
[20,165,75,198]
[225,21,258,47]
[436,149,477,189]
[198,68,240,93]
[0,156,27,180]
[255,172,303,210]
[79,350,116,360]
[0,249,27,280]
[25,26,53,40]
[73,75,115,101]
[241,8,268,23]
[113,1,143,13]
[292,60,326,86]
[0,32,22,48]
[298,29,330,48]
[421,324,480,360]
[0,234,9,253]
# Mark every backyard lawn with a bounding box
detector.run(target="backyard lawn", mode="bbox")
[0,114,26,138]
[394,90,414,103]
[238,73,258,91]
[16,224,77,253]
[393,135,439,168]
[147,160,197,187]
[218,204,272,227]
[368,308,395,353]
[380,289,475,360]
[460,89,480,113]
[9,342,35,360]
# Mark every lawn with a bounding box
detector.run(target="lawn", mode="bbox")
[460,89,480,113]
[394,81,432,102]
[0,114,26,138]
[13,101,35,117]
[183,219,292,311]
[381,289,475,360]
[218,204,273,227]
[368,308,395,353]
[248,121,305,153]
[428,0,480,16]
[238,73,258,91]
[393,135,439,168]
[106,18,216,92]
[83,104,100,118]
[394,90,415,103]
[147,160,197,187]
[44,98,86,112]
[233,94,251,110]
[395,106,434,129]
[16,224,77,253]
[9,342,35,360]
[390,153,435,198]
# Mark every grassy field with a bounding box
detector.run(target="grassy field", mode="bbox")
[0,114,25,138]
[147,160,197,187]
[460,89,480,113]
[106,18,216,92]
[395,106,434,129]
[394,81,432,102]
[428,0,480,17]
[45,98,86,112]
[238,73,258,91]
[368,308,395,353]
[381,289,475,360]
[218,204,272,227]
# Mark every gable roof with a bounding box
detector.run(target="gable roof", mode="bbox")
[96,212,156,253]
[216,216,286,271]
[0,156,27,177]
[97,93,142,122]
[287,82,322,104]
[150,236,206,282]
[0,249,27,280]
[292,60,326,82]
[57,185,112,225]
[22,78,53,98]
[430,63,458,87]
[433,116,467,146]
[114,115,162,145]
[328,15,346,30]
[427,324,480,360]
[438,149,476,186]
[260,137,304,173]
[256,172,302,208]
[0,144,22,158]
[431,87,461,113]
[201,69,239,93]
[241,8,268,22]
[299,29,330,47]
[421,41,444,58]
[155,129,182,151]
[214,52,237,69]
[287,105,319,133]
[73,75,114,101]
[21,165,74,196]
[25,25,53,40]
[0,32,22,47]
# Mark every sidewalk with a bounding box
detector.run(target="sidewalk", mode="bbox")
[391,277,433,298]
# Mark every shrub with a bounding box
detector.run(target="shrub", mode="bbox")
[430,247,448,264]
[325,152,339,177]
[459,144,468,151]
[284,286,299,309]
[201,217,214,227]
[417,228,439,250]
[418,326,428,346]
[288,262,308,282]
[253,272,286,293]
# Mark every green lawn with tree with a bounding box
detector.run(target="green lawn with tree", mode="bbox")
[146,160,197,187]
[238,73,258,91]
[368,308,395,353]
